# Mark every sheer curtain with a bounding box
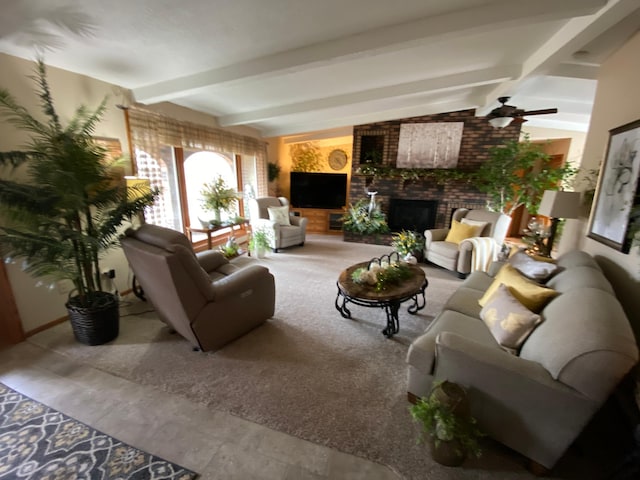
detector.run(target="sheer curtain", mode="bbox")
[125,105,269,227]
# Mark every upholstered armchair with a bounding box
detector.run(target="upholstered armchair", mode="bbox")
[424,208,511,278]
[121,224,275,352]
[248,196,308,252]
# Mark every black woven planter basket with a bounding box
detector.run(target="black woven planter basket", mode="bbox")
[66,291,119,346]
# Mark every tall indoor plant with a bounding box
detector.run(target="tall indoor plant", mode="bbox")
[475,135,577,216]
[0,59,157,345]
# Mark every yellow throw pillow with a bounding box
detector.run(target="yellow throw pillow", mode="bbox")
[478,264,558,313]
[445,220,483,244]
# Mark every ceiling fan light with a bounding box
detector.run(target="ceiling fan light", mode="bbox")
[488,116,513,128]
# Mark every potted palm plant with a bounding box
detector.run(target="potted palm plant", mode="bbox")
[0,59,157,345]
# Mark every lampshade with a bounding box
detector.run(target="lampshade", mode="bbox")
[538,190,581,219]
[488,116,514,128]
[125,176,151,200]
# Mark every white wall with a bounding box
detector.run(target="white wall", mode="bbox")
[579,31,640,334]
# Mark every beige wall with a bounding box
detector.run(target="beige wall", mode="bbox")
[0,54,263,333]
[580,31,640,325]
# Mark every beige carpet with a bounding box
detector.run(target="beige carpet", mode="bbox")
[28,235,600,479]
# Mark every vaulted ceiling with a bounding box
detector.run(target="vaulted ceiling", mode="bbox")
[1,0,639,137]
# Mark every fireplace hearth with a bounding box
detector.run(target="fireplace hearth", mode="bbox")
[388,199,438,234]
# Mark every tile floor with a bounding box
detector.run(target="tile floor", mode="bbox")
[0,342,400,480]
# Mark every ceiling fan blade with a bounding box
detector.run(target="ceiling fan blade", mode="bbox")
[520,108,558,116]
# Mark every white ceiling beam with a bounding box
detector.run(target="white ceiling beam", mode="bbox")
[219,66,520,126]
[133,0,605,104]
[549,63,600,80]
[259,98,478,137]
[478,0,639,115]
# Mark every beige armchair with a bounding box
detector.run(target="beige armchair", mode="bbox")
[424,208,511,278]
[121,224,275,352]
[248,196,308,252]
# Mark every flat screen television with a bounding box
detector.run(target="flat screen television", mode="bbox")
[290,172,348,209]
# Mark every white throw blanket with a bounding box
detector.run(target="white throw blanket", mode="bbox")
[466,237,500,272]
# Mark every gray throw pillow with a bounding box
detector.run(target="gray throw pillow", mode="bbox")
[480,284,543,350]
[508,250,559,282]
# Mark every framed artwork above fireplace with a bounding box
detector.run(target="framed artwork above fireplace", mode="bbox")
[396,122,464,169]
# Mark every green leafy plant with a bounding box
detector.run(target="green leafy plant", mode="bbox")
[391,230,425,256]
[342,198,390,235]
[0,59,157,308]
[474,135,578,215]
[200,176,238,222]
[248,228,272,251]
[267,162,281,182]
[410,381,483,460]
[219,243,240,259]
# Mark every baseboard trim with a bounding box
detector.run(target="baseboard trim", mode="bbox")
[25,315,68,337]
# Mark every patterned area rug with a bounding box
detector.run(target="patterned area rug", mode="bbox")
[0,383,198,480]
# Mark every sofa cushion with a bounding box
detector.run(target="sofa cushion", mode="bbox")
[555,250,601,270]
[460,271,494,292]
[267,205,291,225]
[443,286,486,318]
[480,284,542,350]
[445,220,483,244]
[546,266,615,295]
[479,264,558,313]
[508,250,559,282]
[406,309,500,374]
[520,288,639,401]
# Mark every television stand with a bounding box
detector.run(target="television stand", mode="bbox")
[291,208,345,234]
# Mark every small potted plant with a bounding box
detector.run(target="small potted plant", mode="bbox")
[200,176,238,225]
[248,228,272,258]
[410,380,483,467]
[391,230,425,263]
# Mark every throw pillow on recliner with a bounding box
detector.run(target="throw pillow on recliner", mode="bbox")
[445,220,483,244]
[267,205,291,226]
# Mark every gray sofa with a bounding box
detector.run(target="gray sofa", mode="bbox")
[406,250,639,469]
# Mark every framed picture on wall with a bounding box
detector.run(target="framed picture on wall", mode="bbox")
[588,118,640,253]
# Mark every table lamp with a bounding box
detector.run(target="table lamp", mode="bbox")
[537,190,581,257]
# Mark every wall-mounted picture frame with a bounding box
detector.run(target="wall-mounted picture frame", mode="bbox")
[588,118,640,253]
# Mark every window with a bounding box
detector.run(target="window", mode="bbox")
[126,106,269,246]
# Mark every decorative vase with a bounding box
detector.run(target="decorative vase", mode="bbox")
[404,253,418,264]
[429,437,466,467]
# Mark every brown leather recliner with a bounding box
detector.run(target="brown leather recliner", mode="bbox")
[121,224,275,352]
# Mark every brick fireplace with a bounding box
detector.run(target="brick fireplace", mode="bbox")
[349,109,520,232]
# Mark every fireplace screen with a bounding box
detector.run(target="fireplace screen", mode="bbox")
[388,199,438,233]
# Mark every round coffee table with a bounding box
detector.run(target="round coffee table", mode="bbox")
[335,261,428,338]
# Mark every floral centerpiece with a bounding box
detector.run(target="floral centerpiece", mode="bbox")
[391,229,425,262]
[351,254,413,292]
[200,176,238,224]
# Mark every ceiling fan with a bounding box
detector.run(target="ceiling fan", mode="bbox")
[487,96,558,128]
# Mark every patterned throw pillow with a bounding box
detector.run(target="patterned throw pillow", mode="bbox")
[478,264,558,313]
[480,284,543,350]
[444,220,483,244]
[508,250,559,282]
[267,205,291,226]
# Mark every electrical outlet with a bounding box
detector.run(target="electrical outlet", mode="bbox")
[108,269,115,279]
